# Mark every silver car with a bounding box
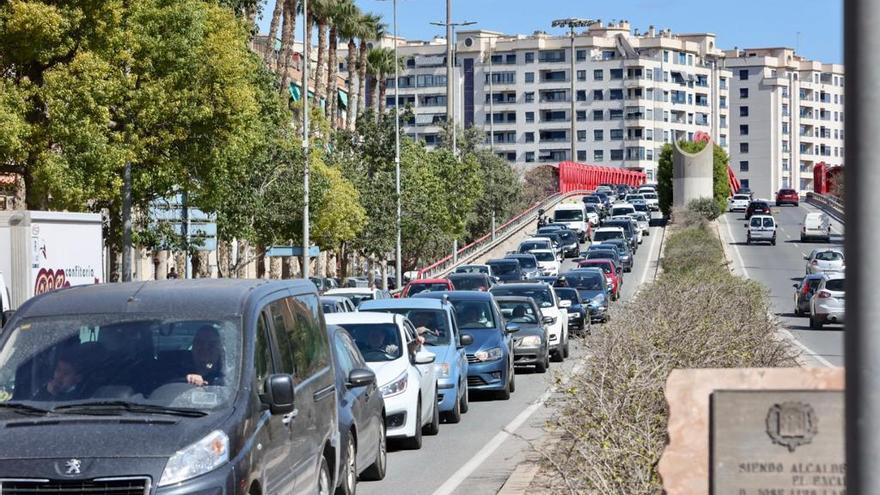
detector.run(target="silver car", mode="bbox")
[809,274,845,329]
[632,212,650,236]
[805,248,845,275]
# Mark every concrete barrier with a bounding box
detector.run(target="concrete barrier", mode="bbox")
[672,141,713,208]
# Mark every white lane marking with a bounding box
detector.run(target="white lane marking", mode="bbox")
[430,363,583,495]
[721,214,750,278]
[778,328,836,368]
[639,225,662,288]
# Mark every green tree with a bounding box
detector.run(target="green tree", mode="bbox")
[465,149,523,241]
[657,143,673,216]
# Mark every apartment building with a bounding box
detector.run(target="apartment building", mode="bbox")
[340,20,731,181]
[724,48,844,198]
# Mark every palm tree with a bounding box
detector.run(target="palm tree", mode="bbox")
[277,0,300,92]
[357,14,385,118]
[265,0,284,64]
[327,0,358,125]
[312,0,336,104]
[367,47,400,116]
[335,1,362,129]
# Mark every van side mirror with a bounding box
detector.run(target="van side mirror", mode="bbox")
[559,299,572,308]
[347,368,376,388]
[505,322,520,334]
[265,374,296,414]
[542,316,554,325]
[459,334,474,347]
[414,350,436,365]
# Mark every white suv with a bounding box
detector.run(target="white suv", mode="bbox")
[809,274,845,329]
[745,215,777,245]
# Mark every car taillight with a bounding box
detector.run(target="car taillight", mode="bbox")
[817,290,832,299]
[801,284,810,296]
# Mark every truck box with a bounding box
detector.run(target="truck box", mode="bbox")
[0,210,104,309]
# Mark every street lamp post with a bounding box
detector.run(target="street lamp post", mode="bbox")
[486,47,494,151]
[431,19,475,156]
[302,0,311,279]
[552,18,597,163]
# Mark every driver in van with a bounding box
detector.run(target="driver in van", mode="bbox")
[33,351,86,401]
[366,330,399,356]
[186,326,224,387]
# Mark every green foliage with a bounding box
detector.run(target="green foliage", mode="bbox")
[712,144,732,213]
[522,165,558,206]
[465,149,523,242]
[657,144,673,216]
[656,141,731,217]
[686,197,722,221]
[661,220,724,274]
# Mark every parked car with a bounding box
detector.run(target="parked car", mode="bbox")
[728,194,752,212]
[359,298,473,423]
[0,279,338,495]
[578,258,622,300]
[414,291,518,400]
[322,295,357,314]
[447,272,494,291]
[530,249,561,277]
[746,215,777,245]
[490,283,570,362]
[400,278,455,298]
[454,264,495,278]
[553,287,589,336]
[311,276,340,293]
[325,312,439,449]
[775,188,800,206]
[325,287,391,307]
[326,324,387,492]
[487,258,524,283]
[597,238,634,273]
[505,253,542,280]
[793,273,828,316]
[494,296,551,373]
[745,200,772,219]
[805,248,845,275]
[563,268,611,323]
[801,212,832,242]
[809,274,845,329]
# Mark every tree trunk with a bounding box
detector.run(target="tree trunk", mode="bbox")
[269,256,283,279]
[278,0,297,92]
[13,173,25,210]
[357,40,368,117]
[265,0,284,64]
[346,39,358,130]
[315,21,328,103]
[305,13,314,101]
[378,75,387,114]
[371,75,381,118]
[327,25,339,124]
[192,251,210,278]
[156,250,169,280]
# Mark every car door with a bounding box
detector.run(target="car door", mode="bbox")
[339,332,380,468]
[448,309,467,390]
[403,319,432,424]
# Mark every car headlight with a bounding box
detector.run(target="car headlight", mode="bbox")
[435,363,450,378]
[380,371,408,398]
[567,311,579,319]
[474,347,503,361]
[159,430,229,487]
[518,336,543,347]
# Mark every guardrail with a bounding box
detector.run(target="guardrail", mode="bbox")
[416,189,593,279]
[805,192,844,220]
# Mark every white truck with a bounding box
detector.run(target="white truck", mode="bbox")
[552,202,590,242]
[0,211,104,317]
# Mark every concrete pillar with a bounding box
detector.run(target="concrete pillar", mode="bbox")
[672,141,714,208]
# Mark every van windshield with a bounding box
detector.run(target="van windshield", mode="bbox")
[343,323,403,362]
[0,316,242,411]
[594,230,623,242]
[554,209,583,222]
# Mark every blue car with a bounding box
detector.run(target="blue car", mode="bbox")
[414,291,518,400]
[358,297,473,422]
[563,269,611,323]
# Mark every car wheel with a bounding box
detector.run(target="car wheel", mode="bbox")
[795,202,800,207]
[459,384,469,414]
[423,392,440,435]
[550,349,564,363]
[809,315,823,330]
[800,235,805,242]
[794,307,802,317]
[535,353,548,373]
[496,382,511,400]
[771,238,776,246]
[563,337,570,358]
[360,421,386,481]
[335,434,357,495]
[746,236,751,245]
[318,456,333,495]
[400,401,423,450]
[444,389,462,424]
[509,366,516,393]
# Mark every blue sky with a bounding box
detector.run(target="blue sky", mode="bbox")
[257,0,842,64]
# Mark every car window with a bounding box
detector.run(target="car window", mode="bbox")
[333,333,355,376]
[510,257,537,269]
[256,313,274,394]
[367,309,450,346]
[519,242,546,252]
[825,279,845,292]
[498,301,539,324]
[750,218,763,227]
[344,323,403,362]
[489,262,518,275]
[582,261,612,274]
[449,301,497,329]
[532,251,556,262]
[816,251,844,262]
[594,230,623,242]
[808,279,823,291]
[491,287,554,308]
[456,266,487,275]
[762,218,775,228]
[407,283,449,296]
[568,274,605,290]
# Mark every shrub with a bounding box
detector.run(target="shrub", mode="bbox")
[687,197,722,220]
[537,224,797,494]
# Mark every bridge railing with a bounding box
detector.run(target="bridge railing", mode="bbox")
[416,189,593,279]
[805,192,844,220]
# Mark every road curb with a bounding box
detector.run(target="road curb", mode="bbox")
[497,462,542,495]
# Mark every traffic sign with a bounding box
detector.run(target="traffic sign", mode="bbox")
[266,246,320,257]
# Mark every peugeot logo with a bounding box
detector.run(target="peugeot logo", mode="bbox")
[64,459,82,475]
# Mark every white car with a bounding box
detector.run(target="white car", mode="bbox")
[640,192,660,211]
[592,226,626,244]
[583,207,600,227]
[638,186,656,195]
[728,194,751,212]
[624,193,645,204]
[805,248,845,275]
[454,264,495,278]
[518,237,555,255]
[809,274,845,329]
[801,212,832,242]
[552,203,590,242]
[632,212,650,235]
[610,214,644,239]
[326,312,439,449]
[324,287,391,308]
[530,249,560,276]
[610,203,636,218]
[745,215,777,245]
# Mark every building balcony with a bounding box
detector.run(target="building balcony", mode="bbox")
[624,78,648,87]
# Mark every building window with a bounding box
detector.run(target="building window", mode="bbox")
[525,151,535,163]
[506,54,516,64]
[592,110,604,121]
[720,134,727,146]
[505,152,516,161]
[609,109,623,120]
[525,72,534,83]
[525,111,535,123]
[525,52,534,63]
[594,129,604,141]
[739,161,749,172]
[577,90,587,102]
[610,129,624,140]
[593,69,604,81]
[577,150,587,161]
[720,77,728,89]
[739,124,749,135]
[610,69,623,80]
[593,149,604,161]
[610,149,624,160]
[577,70,586,81]
[739,69,749,80]
[577,130,587,141]
[576,110,587,121]
[739,106,749,117]
[740,142,749,153]
[609,89,623,100]
[576,49,587,61]
[720,115,728,128]
[740,88,749,98]
[593,89,604,101]
[525,132,535,142]
[740,179,750,189]
[525,92,534,103]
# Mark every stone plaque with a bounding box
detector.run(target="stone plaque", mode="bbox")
[711,390,845,495]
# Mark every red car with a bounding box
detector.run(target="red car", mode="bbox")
[577,259,622,300]
[775,188,800,207]
[399,278,454,298]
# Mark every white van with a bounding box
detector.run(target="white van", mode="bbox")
[553,203,589,242]
[610,203,637,218]
[801,212,831,242]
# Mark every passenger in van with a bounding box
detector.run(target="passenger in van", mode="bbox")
[365,330,399,356]
[186,326,225,387]
[33,352,87,401]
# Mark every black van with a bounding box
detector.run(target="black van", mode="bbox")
[0,279,338,495]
